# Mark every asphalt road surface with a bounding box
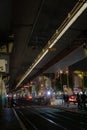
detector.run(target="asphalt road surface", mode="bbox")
[14,105,87,130]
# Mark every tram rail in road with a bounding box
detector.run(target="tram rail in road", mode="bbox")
[13,108,38,130]
[13,107,67,130]
[12,105,87,130]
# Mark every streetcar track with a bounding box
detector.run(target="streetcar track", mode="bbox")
[24,107,69,130]
[28,106,80,123]
[29,109,79,129]
[14,105,87,130]
[15,109,38,130]
[35,108,78,122]
[16,108,66,130]
[27,106,87,129]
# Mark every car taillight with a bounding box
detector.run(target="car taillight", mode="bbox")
[28,96,32,99]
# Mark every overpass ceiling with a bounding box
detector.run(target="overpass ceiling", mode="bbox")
[69,57,87,71]
[0,0,87,90]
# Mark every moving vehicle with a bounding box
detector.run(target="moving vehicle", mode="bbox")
[69,95,77,104]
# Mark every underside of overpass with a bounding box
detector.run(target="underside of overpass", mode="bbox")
[0,0,87,93]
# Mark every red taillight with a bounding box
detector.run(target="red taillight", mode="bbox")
[69,95,77,101]
[28,96,32,99]
[71,96,74,98]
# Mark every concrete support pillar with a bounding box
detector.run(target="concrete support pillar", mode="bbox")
[0,73,6,110]
[0,73,2,110]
